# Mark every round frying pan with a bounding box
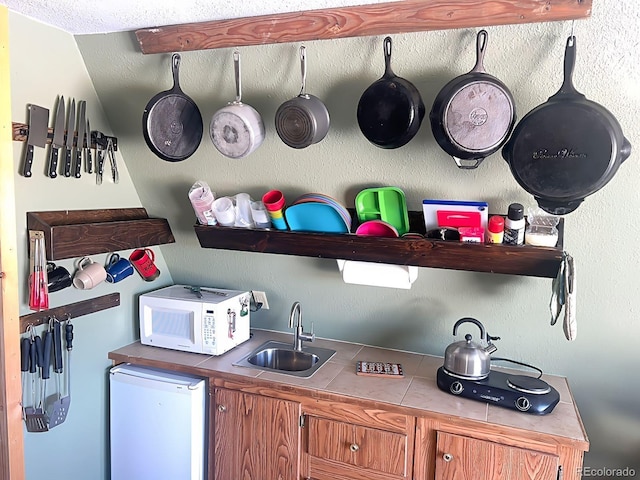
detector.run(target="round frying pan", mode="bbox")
[142,54,203,162]
[275,45,330,149]
[357,37,425,149]
[502,36,631,215]
[430,30,515,169]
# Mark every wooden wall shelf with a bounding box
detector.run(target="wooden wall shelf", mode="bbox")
[27,208,175,261]
[194,211,564,278]
[19,293,120,333]
[136,0,592,54]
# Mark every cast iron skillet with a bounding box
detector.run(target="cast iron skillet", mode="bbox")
[357,37,425,149]
[502,36,631,215]
[142,53,203,162]
[430,30,516,169]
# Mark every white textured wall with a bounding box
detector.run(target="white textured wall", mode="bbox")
[8,12,174,480]
[73,0,639,474]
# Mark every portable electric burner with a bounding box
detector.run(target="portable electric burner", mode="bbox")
[436,366,560,415]
[438,317,560,415]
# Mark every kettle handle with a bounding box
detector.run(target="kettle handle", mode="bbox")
[453,318,486,339]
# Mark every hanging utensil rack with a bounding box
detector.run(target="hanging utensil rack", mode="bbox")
[19,293,120,333]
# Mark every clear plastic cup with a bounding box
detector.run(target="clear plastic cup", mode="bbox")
[212,197,236,227]
[250,201,271,229]
[234,193,255,228]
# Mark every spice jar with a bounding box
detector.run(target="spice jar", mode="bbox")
[486,216,505,243]
[503,203,525,245]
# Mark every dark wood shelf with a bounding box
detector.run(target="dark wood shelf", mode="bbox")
[194,211,564,278]
[20,293,120,333]
[27,208,175,261]
[136,0,591,54]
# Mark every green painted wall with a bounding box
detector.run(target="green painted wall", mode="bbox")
[76,1,640,474]
[8,12,174,480]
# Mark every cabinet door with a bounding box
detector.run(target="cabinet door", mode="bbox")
[435,432,559,480]
[213,388,301,480]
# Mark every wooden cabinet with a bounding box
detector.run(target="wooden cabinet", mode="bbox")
[211,387,301,480]
[107,346,587,480]
[434,432,559,480]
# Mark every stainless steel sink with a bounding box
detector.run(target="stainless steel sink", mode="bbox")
[234,341,336,378]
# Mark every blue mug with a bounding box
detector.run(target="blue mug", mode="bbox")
[105,253,134,284]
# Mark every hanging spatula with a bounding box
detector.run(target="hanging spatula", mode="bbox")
[49,319,70,428]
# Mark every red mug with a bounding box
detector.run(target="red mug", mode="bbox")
[129,248,160,281]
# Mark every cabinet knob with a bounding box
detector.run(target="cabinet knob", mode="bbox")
[349,443,359,452]
[443,453,454,462]
[217,404,226,413]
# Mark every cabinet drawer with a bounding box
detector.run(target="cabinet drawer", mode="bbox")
[307,416,408,477]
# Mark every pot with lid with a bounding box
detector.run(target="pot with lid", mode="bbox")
[443,318,500,380]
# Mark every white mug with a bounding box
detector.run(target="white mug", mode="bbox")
[73,256,107,289]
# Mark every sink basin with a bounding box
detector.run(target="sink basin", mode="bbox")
[234,341,336,378]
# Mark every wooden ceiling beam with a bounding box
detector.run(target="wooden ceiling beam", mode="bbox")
[136,0,592,54]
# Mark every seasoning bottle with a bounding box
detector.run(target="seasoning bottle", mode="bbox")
[486,215,505,244]
[503,203,525,245]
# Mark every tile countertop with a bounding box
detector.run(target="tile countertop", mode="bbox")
[108,329,589,448]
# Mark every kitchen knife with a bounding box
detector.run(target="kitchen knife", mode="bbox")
[86,119,93,173]
[48,96,65,178]
[22,104,49,177]
[75,101,86,178]
[63,99,75,177]
[95,131,105,185]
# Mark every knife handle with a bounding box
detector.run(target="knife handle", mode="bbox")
[22,144,34,177]
[74,150,82,178]
[87,148,93,174]
[49,147,59,178]
[64,148,72,177]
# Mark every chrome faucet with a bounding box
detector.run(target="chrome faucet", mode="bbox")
[289,301,314,352]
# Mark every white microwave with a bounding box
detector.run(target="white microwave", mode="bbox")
[139,285,251,355]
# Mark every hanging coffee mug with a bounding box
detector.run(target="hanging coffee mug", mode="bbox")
[129,248,160,281]
[73,256,107,290]
[105,253,135,284]
[47,262,72,293]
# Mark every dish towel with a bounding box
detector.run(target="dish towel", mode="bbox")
[550,252,576,341]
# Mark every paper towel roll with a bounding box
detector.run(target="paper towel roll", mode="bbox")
[336,260,418,289]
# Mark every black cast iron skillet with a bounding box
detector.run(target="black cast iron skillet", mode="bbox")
[502,36,631,215]
[430,30,516,169]
[142,53,203,162]
[357,37,425,149]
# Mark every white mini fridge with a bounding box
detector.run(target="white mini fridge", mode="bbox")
[109,364,207,480]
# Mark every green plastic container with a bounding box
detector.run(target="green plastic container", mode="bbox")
[355,187,410,236]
